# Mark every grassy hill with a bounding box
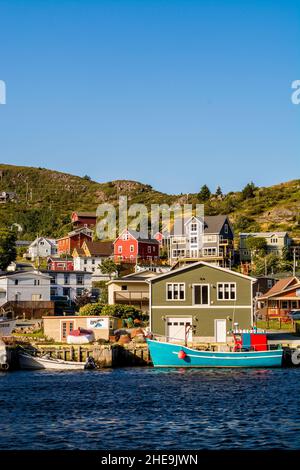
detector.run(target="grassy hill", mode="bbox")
[0,163,299,240]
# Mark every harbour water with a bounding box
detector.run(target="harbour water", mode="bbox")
[1,367,300,450]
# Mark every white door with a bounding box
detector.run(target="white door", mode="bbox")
[215,319,227,343]
[166,317,193,342]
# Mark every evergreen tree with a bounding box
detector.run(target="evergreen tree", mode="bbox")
[0,228,17,271]
[215,186,223,197]
[198,185,211,201]
[241,182,256,200]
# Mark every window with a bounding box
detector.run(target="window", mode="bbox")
[203,235,217,243]
[172,249,185,258]
[92,259,95,264]
[147,246,152,253]
[84,259,87,265]
[281,301,288,309]
[50,275,56,284]
[172,237,186,245]
[193,284,209,305]
[190,223,197,232]
[34,279,40,286]
[32,294,42,301]
[217,283,236,300]
[76,288,84,296]
[63,288,70,297]
[76,275,83,285]
[14,279,19,285]
[50,287,57,296]
[203,247,217,257]
[64,274,69,285]
[267,279,273,289]
[166,283,185,300]
[130,245,134,252]
[190,236,198,244]
[224,224,228,234]
[118,246,122,253]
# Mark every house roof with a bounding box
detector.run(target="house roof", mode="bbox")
[73,211,97,218]
[47,256,73,262]
[259,277,300,299]
[106,269,157,284]
[84,241,114,256]
[240,232,288,238]
[0,270,51,279]
[115,228,159,244]
[57,227,93,241]
[41,269,91,275]
[169,215,231,236]
[29,237,57,247]
[147,261,257,283]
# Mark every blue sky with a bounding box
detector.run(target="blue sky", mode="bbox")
[0,0,299,194]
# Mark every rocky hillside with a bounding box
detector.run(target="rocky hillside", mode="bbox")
[0,163,299,240]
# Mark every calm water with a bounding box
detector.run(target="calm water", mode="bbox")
[1,367,300,450]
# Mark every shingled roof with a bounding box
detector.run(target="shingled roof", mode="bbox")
[260,276,300,299]
[84,240,114,257]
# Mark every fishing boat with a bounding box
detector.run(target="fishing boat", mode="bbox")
[0,317,16,338]
[146,331,283,368]
[18,351,95,370]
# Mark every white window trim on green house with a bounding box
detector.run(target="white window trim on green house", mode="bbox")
[166,282,185,301]
[217,282,236,301]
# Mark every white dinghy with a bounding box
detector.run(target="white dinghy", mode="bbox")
[18,351,95,370]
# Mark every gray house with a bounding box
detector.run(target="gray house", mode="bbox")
[27,237,58,260]
[168,215,234,268]
[239,232,291,262]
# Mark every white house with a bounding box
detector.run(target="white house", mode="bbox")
[27,237,57,260]
[72,240,115,282]
[0,271,51,307]
[44,270,93,301]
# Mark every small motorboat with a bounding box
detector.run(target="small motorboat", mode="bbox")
[147,331,283,368]
[18,351,95,370]
[67,327,95,344]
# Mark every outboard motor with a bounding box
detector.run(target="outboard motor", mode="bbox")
[84,356,96,370]
[0,347,9,371]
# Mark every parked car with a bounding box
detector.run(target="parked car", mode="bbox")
[288,310,300,320]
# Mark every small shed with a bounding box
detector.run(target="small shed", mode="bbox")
[43,315,118,343]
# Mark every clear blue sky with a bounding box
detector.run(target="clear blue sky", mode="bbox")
[0,0,299,194]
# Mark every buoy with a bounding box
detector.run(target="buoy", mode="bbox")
[178,350,187,359]
[291,349,300,366]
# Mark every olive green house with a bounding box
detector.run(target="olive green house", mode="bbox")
[148,261,256,343]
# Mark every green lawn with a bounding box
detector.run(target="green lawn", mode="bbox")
[256,319,294,331]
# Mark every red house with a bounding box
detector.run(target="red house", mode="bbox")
[114,229,159,263]
[57,227,93,255]
[71,211,97,229]
[47,256,74,271]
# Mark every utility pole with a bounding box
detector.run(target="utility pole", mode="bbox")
[293,247,296,277]
[25,180,29,203]
[265,257,267,276]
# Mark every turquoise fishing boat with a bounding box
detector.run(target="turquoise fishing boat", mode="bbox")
[146,338,283,368]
